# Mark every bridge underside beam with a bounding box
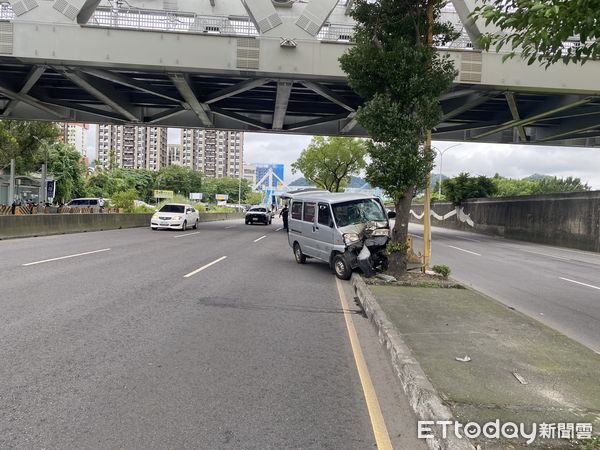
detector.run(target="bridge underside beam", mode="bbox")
[0,60,599,145]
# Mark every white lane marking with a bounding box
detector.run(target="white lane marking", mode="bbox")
[275,227,283,231]
[253,235,267,243]
[456,236,481,242]
[22,248,111,266]
[174,231,202,239]
[559,277,600,291]
[520,249,571,262]
[183,256,227,278]
[224,225,236,229]
[447,245,481,256]
[411,234,423,239]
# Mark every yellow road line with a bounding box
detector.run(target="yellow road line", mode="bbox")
[335,278,394,450]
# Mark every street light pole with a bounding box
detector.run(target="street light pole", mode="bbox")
[434,143,462,197]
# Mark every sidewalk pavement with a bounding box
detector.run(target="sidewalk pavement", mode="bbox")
[359,279,600,449]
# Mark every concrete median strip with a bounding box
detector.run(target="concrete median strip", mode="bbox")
[351,274,474,450]
[22,248,111,266]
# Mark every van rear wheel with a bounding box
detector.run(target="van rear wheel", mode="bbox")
[293,243,306,264]
[333,254,352,280]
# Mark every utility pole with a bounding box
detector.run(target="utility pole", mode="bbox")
[422,0,435,273]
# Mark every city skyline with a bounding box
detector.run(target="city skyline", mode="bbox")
[85,125,600,189]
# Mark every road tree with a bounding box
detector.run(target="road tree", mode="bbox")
[47,143,88,202]
[473,0,600,67]
[291,136,367,193]
[155,165,203,197]
[0,120,60,173]
[339,0,457,272]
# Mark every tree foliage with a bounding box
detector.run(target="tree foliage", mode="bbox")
[155,165,203,198]
[201,177,251,203]
[47,143,88,202]
[339,0,457,272]
[87,168,157,202]
[0,120,60,173]
[442,173,497,205]
[473,0,600,67]
[291,137,367,192]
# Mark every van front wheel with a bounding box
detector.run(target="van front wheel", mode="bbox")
[293,243,306,264]
[333,254,352,280]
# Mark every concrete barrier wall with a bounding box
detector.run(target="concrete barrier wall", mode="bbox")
[409,191,600,253]
[0,213,244,240]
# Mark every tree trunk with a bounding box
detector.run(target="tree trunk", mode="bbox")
[389,186,415,274]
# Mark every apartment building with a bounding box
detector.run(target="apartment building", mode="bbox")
[96,125,168,170]
[59,123,89,156]
[180,129,243,178]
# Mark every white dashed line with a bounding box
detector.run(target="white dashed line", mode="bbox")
[559,277,600,291]
[253,235,267,243]
[275,227,283,231]
[174,231,202,239]
[183,256,227,278]
[447,245,481,256]
[224,225,236,229]
[520,249,570,261]
[22,248,111,266]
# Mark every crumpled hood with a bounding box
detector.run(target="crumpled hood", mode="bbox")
[338,221,388,237]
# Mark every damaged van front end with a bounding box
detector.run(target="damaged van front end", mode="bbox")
[338,220,391,277]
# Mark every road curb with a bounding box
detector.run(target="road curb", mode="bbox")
[350,273,474,450]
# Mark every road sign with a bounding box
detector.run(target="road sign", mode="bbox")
[46,180,55,201]
[215,194,229,201]
[189,193,203,200]
[153,190,174,199]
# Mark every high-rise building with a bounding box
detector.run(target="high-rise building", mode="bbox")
[180,129,243,178]
[59,123,89,156]
[167,144,183,166]
[243,163,257,186]
[96,125,168,170]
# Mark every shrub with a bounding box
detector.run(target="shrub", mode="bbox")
[111,189,138,213]
[432,265,451,278]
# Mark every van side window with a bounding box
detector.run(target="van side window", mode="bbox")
[291,202,303,220]
[303,202,316,222]
[318,203,332,226]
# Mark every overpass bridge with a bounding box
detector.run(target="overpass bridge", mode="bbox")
[1,0,600,146]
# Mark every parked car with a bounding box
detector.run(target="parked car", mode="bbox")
[134,200,156,210]
[151,203,199,231]
[64,198,107,210]
[287,192,396,280]
[245,205,272,225]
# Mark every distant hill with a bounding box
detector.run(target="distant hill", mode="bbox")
[289,177,313,187]
[430,173,449,190]
[525,173,553,181]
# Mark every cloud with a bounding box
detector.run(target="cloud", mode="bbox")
[433,141,600,189]
[85,126,600,189]
[243,132,312,183]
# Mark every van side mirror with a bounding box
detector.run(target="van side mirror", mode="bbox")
[387,210,396,219]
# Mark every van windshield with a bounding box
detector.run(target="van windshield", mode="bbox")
[332,199,386,227]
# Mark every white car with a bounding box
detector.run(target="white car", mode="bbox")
[151,203,199,231]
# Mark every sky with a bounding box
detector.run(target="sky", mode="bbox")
[87,126,600,189]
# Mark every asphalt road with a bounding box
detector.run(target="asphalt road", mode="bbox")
[409,223,600,353]
[0,218,426,450]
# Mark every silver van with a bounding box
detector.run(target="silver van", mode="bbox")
[287,192,395,279]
